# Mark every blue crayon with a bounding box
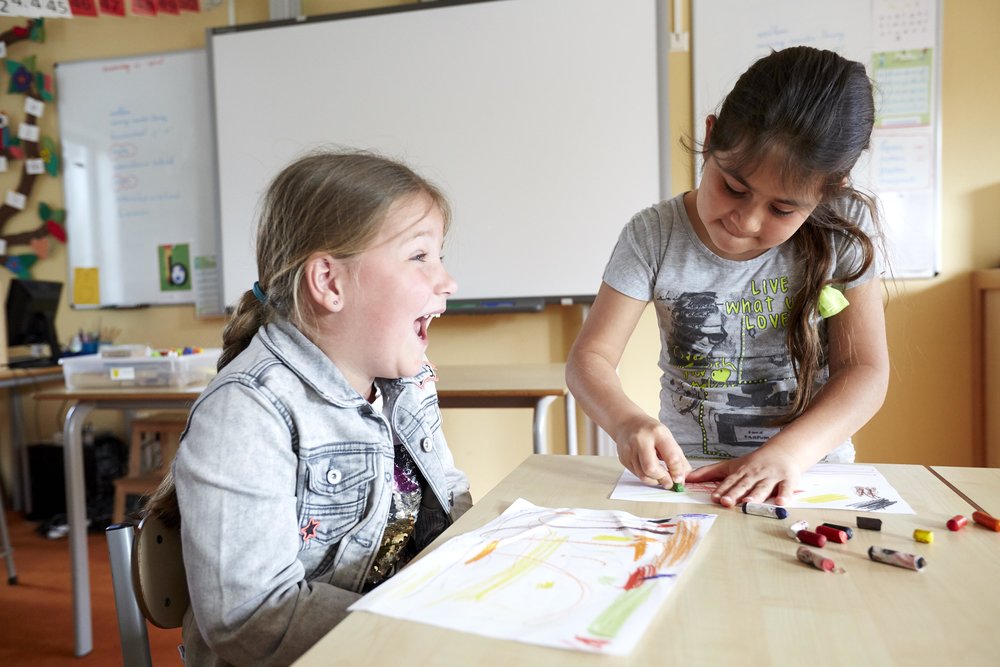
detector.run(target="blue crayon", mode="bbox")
[741,501,788,520]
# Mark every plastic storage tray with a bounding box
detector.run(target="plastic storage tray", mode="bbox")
[60,349,220,389]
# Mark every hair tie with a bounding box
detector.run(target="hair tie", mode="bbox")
[817,285,849,318]
[252,281,268,304]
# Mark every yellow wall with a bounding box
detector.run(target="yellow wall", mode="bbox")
[1,0,998,503]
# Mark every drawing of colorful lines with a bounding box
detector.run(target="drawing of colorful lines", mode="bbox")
[586,518,702,641]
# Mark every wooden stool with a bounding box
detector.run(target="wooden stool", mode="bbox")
[112,412,187,523]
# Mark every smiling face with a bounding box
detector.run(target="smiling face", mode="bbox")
[690,144,822,261]
[337,192,456,388]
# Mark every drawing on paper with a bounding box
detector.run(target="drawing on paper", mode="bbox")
[350,498,717,655]
[610,462,914,514]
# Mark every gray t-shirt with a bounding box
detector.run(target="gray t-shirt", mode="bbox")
[603,193,875,462]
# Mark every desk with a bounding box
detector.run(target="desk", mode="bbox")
[33,387,201,657]
[930,465,1000,514]
[297,455,999,666]
[434,363,575,456]
[0,366,65,511]
[33,363,575,657]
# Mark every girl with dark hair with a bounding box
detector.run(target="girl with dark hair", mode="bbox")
[567,46,889,508]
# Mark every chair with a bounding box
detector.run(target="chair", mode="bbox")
[106,513,189,666]
[113,412,188,524]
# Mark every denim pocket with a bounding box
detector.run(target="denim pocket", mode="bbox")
[298,444,379,548]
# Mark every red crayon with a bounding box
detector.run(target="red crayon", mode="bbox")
[797,529,827,548]
[972,511,1000,531]
[946,515,968,531]
[815,525,849,543]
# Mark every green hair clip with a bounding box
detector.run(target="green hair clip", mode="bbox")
[817,285,850,318]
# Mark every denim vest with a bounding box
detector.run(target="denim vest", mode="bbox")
[173,320,471,666]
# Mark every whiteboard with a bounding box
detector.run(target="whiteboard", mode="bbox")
[57,50,222,309]
[692,0,942,279]
[210,0,667,308]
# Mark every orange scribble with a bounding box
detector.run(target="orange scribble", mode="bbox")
[465,539,499,564]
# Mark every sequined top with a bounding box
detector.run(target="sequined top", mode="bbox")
[363,397,426,590]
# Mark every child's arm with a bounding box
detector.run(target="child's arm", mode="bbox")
[687,278,889,505]
[567,282,692,487]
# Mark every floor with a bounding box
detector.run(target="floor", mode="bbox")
[0,509,182,666]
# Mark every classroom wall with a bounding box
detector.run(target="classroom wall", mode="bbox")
[1,0,998,504]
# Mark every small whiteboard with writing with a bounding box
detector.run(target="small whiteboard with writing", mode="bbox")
[692,0,942,278]
[57,50,222,310]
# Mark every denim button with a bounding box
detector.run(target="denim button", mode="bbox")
[326,468,342,484]
[420,437,433,452]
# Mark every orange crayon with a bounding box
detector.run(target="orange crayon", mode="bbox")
[972,511,1000,531]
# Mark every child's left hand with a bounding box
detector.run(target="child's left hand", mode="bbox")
[685,447,802,507]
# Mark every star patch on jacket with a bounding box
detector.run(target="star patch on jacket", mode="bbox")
[300,517,320,542]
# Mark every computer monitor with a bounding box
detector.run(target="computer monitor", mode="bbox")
[5,279,63,367]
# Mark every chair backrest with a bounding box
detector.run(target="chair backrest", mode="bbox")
[133,513,189,629]
[106,515,189,666]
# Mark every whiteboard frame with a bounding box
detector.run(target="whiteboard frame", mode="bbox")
[56,49,221,308]
[210,0,670,309]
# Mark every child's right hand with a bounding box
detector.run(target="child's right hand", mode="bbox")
[613,415,691,488]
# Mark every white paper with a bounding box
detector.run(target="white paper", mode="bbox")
[611,462,915,514]
[351,498,717,655]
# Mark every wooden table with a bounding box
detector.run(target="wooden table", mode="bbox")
[435,363,575,456]
[32,363,576,657]
[296,455,999,666]
[931,465,1000,514]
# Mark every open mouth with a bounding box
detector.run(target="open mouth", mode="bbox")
[415,313,441,341]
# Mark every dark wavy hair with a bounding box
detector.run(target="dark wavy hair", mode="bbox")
[694,46,881,421]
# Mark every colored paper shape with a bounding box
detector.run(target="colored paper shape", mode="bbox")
[157,0,180,14]
[73,267,101,305]
[99,0,127,15]
[70,0,100,17]
[131,0,157,16]
[351,498,716,656]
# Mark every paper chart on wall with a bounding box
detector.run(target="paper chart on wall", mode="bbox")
[350,498,717,655]
[611,462,915,514]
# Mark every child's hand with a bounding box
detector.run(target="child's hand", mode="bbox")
[685,448,802,507]
[613,416,691,489]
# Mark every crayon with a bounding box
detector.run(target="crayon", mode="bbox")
[671,482,685,493]
[820,522,854,539]
[913,529,934,544]
[796,546,838,572]
[741,501,788,520]
[797,529,827,548]
[787,519,809,539]
[868,546,926,572]
[946,515,968,531]
[857,516,882,531]
[972,511,1000,531]
[815,525,848,543]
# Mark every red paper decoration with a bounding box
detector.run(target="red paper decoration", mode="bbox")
[99,0,127,16]
[157,0,180,14]
[69,0,99,16]
[132,0,157,16]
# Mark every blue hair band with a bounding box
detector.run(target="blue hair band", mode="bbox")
[252,281,268,304]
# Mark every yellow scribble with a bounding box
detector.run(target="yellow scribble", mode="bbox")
[453,534,566,602]
[801,493,850,503]
[536,581,554,589]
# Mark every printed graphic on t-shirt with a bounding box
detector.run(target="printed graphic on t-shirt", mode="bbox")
[658,275,803,456]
